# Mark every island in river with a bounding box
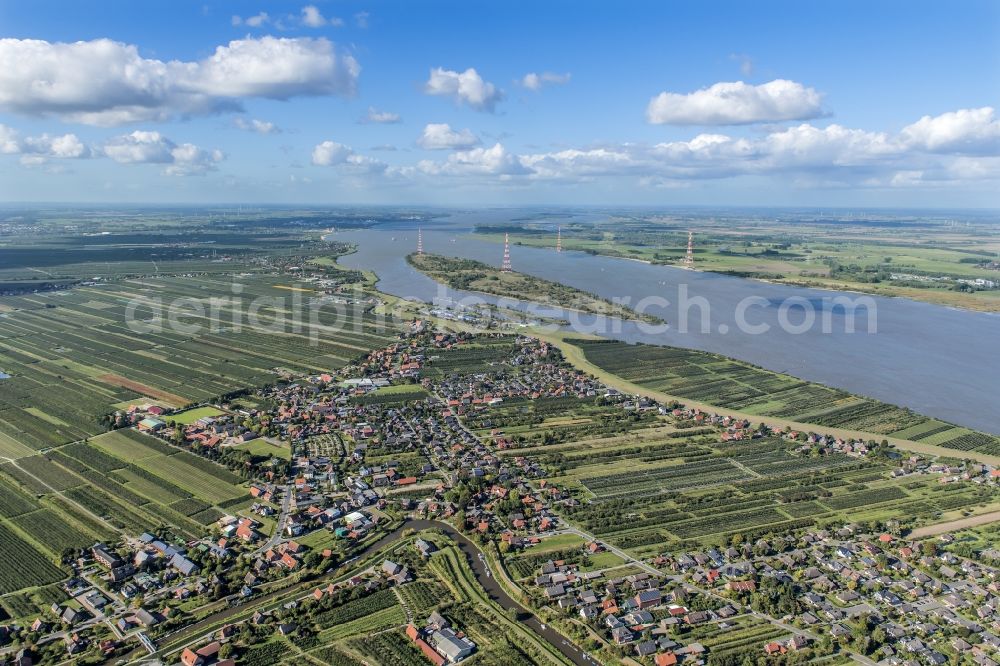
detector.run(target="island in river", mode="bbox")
[407,252,665,325]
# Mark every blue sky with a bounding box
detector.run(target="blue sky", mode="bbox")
[0,0,998,206]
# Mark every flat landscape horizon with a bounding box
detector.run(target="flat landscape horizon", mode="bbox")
[0,1,998,665]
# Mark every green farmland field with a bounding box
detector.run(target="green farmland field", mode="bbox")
[90,430,244,505]
[570,339,1000,456]
[0,273,399,458]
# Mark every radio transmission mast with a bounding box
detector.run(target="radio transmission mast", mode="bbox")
[417,228,424,255]
[501,233,513,273]
[685,230,694,265]
[557,226,562,253]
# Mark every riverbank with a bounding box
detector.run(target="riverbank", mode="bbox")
[407,251,665,324]
[475,231,1000,314]
[528,329,1000,467]
[331,226,1000,435]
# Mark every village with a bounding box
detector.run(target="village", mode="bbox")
[3,331,1000,666]
[521,523,1000,666]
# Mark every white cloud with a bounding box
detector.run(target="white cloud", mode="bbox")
[354,11,370,28]
[409,108,1000,188]
[232,12,269,27]
[417,123,480,150]
[520,71,571,91]
[424,67,504,112]
[0,36,360,125]
[757,124,898,167]
[104,131,174,164]
[301,5,324,26]
[0,124,18,154]
[0,123,90,164]
[165,144,225,176]
[311,140,353,166]
[362,107,401,124]
[646,79,824,125]
[234,117,280,134]
[301,5,342,27]
[418,143,530,177]
[103,130,223,175]
[900,107,1000,154]
[311,140,387,172]
[23,133,89,159]
[247,12,269,27]
[193,36,357,98]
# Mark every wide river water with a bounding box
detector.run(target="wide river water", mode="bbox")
[330,212,1000,434]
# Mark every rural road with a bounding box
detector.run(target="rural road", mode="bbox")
[132,518,590,666]
[909,509,1000,538]
[553,526,661,577]
[409,520,593,666]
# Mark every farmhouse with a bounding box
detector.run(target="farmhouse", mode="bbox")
[137,417,166,432]
[431,628,476,663]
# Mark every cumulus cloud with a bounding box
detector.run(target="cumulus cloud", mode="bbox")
[417,143,530,177]
[646,79,824,125]
[424,67,504,112]
[900,107,1000,154]
[192,37,358,98]
[311,140,386,172]
[311,140,353,166]
[234,117,280,134]
[354,11,370,28]
[362,107,401,124]
[301,5,343,27]
[0,123,90,165]
[409,107,1000,188]
[417,123,480,150]
[519,71,571,91]
[0,36,360,125]
[103,130,223,175]
[23,133,89,159]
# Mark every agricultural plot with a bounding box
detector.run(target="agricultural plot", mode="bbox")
[168,406,224,424]
[233,438,292,460]
[2,455,83,492]
[88,430,244,505]
[350,384,429,406]
[0,273,399,455]
[697,617,788,661]
[572,339,995,453]
[394,579,449,617]
[465,395,661,446]
[0,428,248,581]
[420,338,518,377]
[546,430,997,555]
[0,523,65,594]
[0,478,40,518]
[287,532,555,666]
[10,508,100,554]
[345,631,427,666]
[581,457,750,497]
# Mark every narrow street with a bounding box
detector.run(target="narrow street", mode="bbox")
[253,483,294,555]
